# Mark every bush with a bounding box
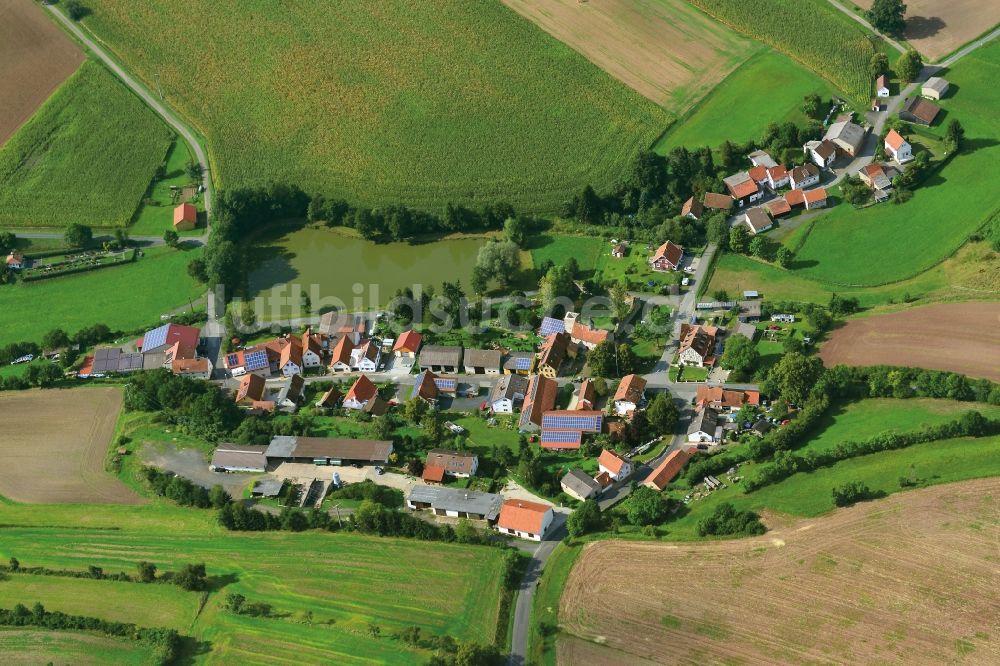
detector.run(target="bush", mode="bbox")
[697,502,765,537]
[832,481,876,507]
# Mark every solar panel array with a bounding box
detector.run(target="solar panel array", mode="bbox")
[434,378,457,391]
[539,317,565,337]
[142,323,170,351]
[541,430,581,445]
[243,350,269,371]
[226,353,240,367]
[514,356,532,370]
[541,413,603,432]
[92,348,144,373]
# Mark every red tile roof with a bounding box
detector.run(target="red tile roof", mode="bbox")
[575,379,596,410]
[651,240,683,268]
[236,373,265,402]
[540,429,582,450]
[784,189,806,207]
[644,449,691,491]
[571,321,609,346]
[804,188,828,205]
[173,203,197,228]
[702,192,733,210]
[884,129,907,151]
[681,196,703,218]
[279,338,303,369]
[748,165,768,183]
[727,178,759,200]
[766,165,788,182]
[523,375,558,427]
[393,329,422,354]
[422,465,445,483]
[498,499,551,535]
[766,198,792,217]
[613,374,646,405]
[331,335,354,366]
[598,449,628,476]
[345,374,378,403]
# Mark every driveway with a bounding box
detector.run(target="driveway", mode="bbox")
[140,442,259,496]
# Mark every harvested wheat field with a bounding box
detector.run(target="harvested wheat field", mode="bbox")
[502,0,754,111]
[560,479,1000,665]
[0,388,141,504]
[851,0,1000,61]
[819,302,1000,381]
[0,1,83,144]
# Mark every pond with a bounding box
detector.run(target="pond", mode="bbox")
[247,225,485,319]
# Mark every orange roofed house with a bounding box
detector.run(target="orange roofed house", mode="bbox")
[696,386,760,413]
[496,499,554,541]
[649,240,683,272]
[643,448,691,491]
[598,449,633,482]
[612,374,646,416]
[678,324,718,368]
[173,203,197,231]
[343,374,379,411]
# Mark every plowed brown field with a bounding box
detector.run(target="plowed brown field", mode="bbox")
[851,0,1000,61]
[501,0,753,111]
[819,302,1000,381]
[560,479,1000,665]
[0,1,83,144]
[0,388,142,504]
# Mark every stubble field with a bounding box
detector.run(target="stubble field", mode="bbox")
[0,1,83,144]
[501,0,755,111]
[0,387,141,504]
[850,0,1000,61]
[819,302,1000,381]
[559,479,1000,664]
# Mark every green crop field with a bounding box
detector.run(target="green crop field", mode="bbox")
[787,40,1000,286]
[0,507,507,664]
[0,629,157,666]
[76,0,671,214]
[686,0,878,104]
[0,61,172,229]
[0,245,204,347]
[656,49,840,153]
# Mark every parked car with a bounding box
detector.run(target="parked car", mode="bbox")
[11,354,34,365]
[374,466,384,475]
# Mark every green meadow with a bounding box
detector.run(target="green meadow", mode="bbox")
[0,629,157,666]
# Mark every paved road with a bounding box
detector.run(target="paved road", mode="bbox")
[937,25,1000,67]
[825,0,905,54]
[14,231,175,247]
[508,519,566,666]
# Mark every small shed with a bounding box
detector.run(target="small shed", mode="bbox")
[173,203,197,231]
[922,77,949,101]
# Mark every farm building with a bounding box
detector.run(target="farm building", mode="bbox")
[884,129,913,164]
[738,300,761,322]
[643,449,691,491]
[264,435,393,466]
[251,477,283,498]
[741,207,773,235]
[702,192,733,212]
[464,348,502,375]
[823,120,867,157]
[766,198,792,218]
[598,449,632,482]
[876,74,890,97]
[420,345,463,374]
[392,329,422,357]
[502,351,535,375]
[171,356,212,380]
[649,240,683,272]
[496,499,554,541]
[612,374,646,416]
[139,323,200,355]
[922,77,949,100]
[490,374,528,413]
[561,468,601,502]
[173,203,197,231]
[784,188,806,209]
[611,242,627,258]
[747,150,778,168]
[424,449,478,478]
[900,97,940,126]
[734,322,757,341]
[318,312,366,344]
[88,347,156,375]
[406,486,503,522]
[519,374,558,431]
[723,172,762,207]
[687,408,719,443]
[537,331,573,378]
[210,444,268,473]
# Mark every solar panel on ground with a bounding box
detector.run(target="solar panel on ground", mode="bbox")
[514,357,531,370]
[541,413,603,432]
[243,350,268,371]
[539,317,565,337]
[142,323,170,351]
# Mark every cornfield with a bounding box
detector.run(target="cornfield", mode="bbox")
[686,0,877,104]
[77,0,672,214]
[0,62,172,228]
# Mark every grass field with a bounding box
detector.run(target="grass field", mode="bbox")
[529,235,606,273]
[528,542,581,666]
[787,40,1000,286]
[0,245,204,347]
[0,61,173,229]
[0,629,157,666]
[561,479,1000,664]
[128,140,204,237]
[77,0,671,213]
[655,49,839,153]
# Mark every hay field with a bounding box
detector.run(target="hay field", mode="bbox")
[0,388,141,504]
[560,479,1000,664]
[0,1,83,144]
[819,302,1000,381]
[76,0,671,213]
[851,0,1000,61]
[501,0,756,111]
[0,630,156,666]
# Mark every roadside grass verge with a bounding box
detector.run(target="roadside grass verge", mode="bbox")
[527,541,582,666]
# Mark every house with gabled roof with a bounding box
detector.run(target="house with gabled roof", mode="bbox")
[789,164,820,190]
[741,207,773,235]
[561,468,601,501]
[696,386,760,412]
[301,329,324,368]
[425,449,478,478]
[598,449,632,482]
[688,407,719,442]
[537,331,572,378]
[172,357,212,380]
[464,348,502,375]
[884,129,912,164]
[411,369,441,405]
[804,187,828,210]
[766,165,789,189]
[572,379,596,411]
[703,192,733,213]
[420,345,462,374]
[343,374,379,411]
[315,385,342,409]
[876,74,890,97]
[724,172,762,207]
[350,339,380,373]
[678,324,718,367]
[613,374,646,416]
[804,139,838,169]
[276,374,305,413]
[922,76,949,100]
[393,329,422,357]
[570,321,610,350]
[650,240,683,272]
[681,196,704,220]
[766,198,792,218]
[503,351,535,376]
[497,499,554,541]
[823,120,867,156]
[490,374,528,414]
[329,335,354,372]
[278,338,303,377]
[139,323,200,355]
[173,203,197,231]
[643,449,691,491]
[519,374,558,431]
[900,96,940,126]
[235,373,266,404]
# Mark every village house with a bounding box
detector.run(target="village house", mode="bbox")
[406,486,502,522]
[318,311,366,344]
[171,357,212,380]
[823,120,867,157]
[350,339,380,373]
[611,242,627,258]
[343,374,379,411]
[766,165,789,189]
[276,339,303,377]
[424,449,478,479]
[315,385,342,409]
[598,449,633,482]
[876,74,890,98]
[748,165,769,188]
[766,197,792,218]
[741,207,773,235]
[392,329,422,358]
[489,374,528,413]
[900,96,941,126]
[560,468,601,501]
[265,435,393,466]
[235,373,266,404]
[537,331,573,378]
[922,76,949,100]
[540,410,603,451]
[571,378,596,411]
[859,163,894,192]
[884,129,913,164]
[210,444,268,473]
[649,240,683,272]
[748,150,778,168]
[496,499,553,541]
[6,251,25,270]
[502,351,536,376]
[723,171,762,207]
[784,188,806,209]
[569,320,610,350]
[681,196,704,220]
[789,164,820,190]
[419,345,462,374]
[276,374,305,413]
[643,449,691,491]
[804,187,828,210]
[612,374,646,416]
[518,374,558,431]
[696,386,760,412]
[678,323,718,367]
[464,348,502,375]
[411,369,441,406]
[688,407,719,443]
[173,203,197,231]
[329,335,354,372]
[301,330,324,368]
[803,139,838,169]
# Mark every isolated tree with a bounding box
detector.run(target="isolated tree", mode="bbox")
[609,280,631,323]
[729,224,751,255]
[945,119,965,153]
[646,393,679,434]
[766,352,824,405]
[136,561,157,583]
[63,0,89,21]
[841,175,872,207]
[749,235,769,259]
[185,159,203,181]
[801,92,823,120]
[869,52,890,79]
[775,246,794,268]
[867,0,907,36]
[627,486,668,526]
[721,335,760,374]
[0,231,16,253]
[163,229,179,248]
[475,240,520,288]
[64,223,93,249]
[502,217,529,247]
[174,563,208,591]
[897,49,923,82]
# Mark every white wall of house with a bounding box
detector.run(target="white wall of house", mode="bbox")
[330,361,351,373]
[599,461,632,481]
[688,430,715,443]
[343,398,367,410]
[614,400,637,416]
[280,362,301,377]
[303,350,323,367]
[679,348,706,367]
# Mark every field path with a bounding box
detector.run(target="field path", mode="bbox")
[825,0,906,54]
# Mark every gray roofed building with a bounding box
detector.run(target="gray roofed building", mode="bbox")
[734,322,758,341]
[751,418,772,437]
[560,468,601,502]
[463,348,502,373]
[922,76,949,100]
[747,150,778,168]
[503,351,534,373]
[490,374,528,405]
[264,436,393,464]
[406,486,503,521]
[251,477,283,497]
[276,374,305,412]
[738,300,762,322]
[742,207,773,235]
[210,444,268,472]
[425,449,479,477]
[419,345,463,372]
[264,435,298,460]
[92,348,147,374]
[688,407,719,441]
[823,120,867,156]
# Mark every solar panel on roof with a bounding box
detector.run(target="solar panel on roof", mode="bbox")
[243,350,269,371]
[514,357,531,370]
[541,413,603,432]
[434,378,457,390]
[539,317,565,336]
[226,353,239,367]
[142,323,170,351]
[541,430,581,444]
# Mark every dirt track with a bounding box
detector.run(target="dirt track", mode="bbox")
[0,0,83,144]
[501,0,749,111]
[0,388,142,504]
[850,0,1000,61]
[818,302,1000,381]
[560,479,1000,665]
